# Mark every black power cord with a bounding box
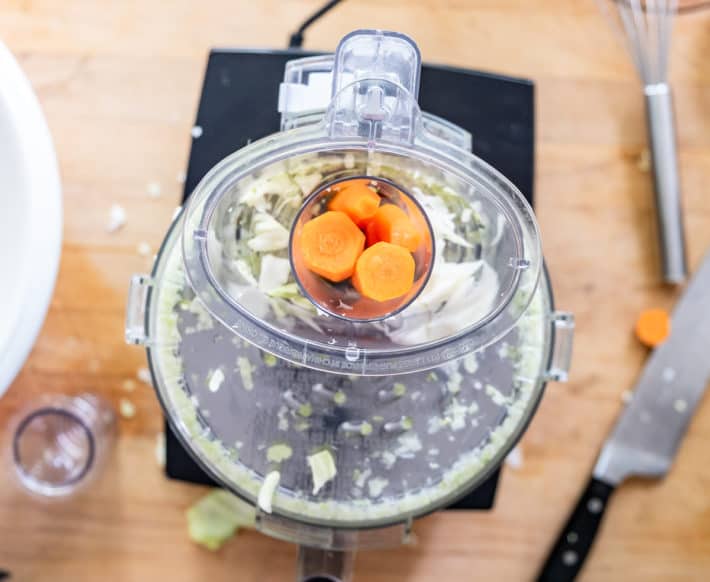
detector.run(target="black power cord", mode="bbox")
[288,0,345,48]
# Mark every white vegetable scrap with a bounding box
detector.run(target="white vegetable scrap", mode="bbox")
[235,260,257,285]
[292,172,323,196]
[485,384,508,407]
[427,416,446,435]
[381,451,397,470]
[155,432,166,467]
[257,254,291,293]
[416,192,473,249]
[277,405,289,431]
[176,171,187,184]
[237,357,254,391]
[137,242,151,256]
[119,398,136,419]
[137,367,152,384]
[266,443,293,463]
[146,181,161,198]
[191,125,203,138]
[307,449,337,495]
[186,489,256,551]
[446,370,463,394]
[188,297,214,331]
[247,212,290,252]
[354,467,372,489]
[394,432,422,459]
[443,398,469,431]
[208,368,225,393]
[367,477,389,498]
[463,353,479,375]
[240,169,299,212]
[258,471,280,513]
[505,445,524,470]
[107,204,127,233]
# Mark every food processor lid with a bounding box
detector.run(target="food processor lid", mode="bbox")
[181,29,543,375]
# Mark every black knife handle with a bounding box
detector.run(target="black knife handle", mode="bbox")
[536,477,615,582]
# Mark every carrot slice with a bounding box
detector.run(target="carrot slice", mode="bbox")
[370,204,422,252]
[352,241,415,302]
[635,308,670,348]
[328,183,381,226]
[298,211,365,283]
[365,220,380,247]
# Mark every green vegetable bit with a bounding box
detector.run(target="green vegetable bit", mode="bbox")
[359,422,373,436]
[262,352,278,367]
[186,489,256,551]
[266,443,293,463]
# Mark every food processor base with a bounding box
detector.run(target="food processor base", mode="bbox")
[163,46,535,512]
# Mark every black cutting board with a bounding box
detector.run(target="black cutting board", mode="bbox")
[166,48,535,511]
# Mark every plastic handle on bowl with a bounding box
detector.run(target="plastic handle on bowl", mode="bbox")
[326,29,423,146]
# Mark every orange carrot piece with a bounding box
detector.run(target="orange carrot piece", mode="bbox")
[328,183,381,226]
[299,211,365,283]
[635,308,671,348]
[352,241,415,302]
[370,204,422,252]
[365,220,380,247]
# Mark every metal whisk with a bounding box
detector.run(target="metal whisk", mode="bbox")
[597,0,690,283]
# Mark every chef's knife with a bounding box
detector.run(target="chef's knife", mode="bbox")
[537,250,710,582]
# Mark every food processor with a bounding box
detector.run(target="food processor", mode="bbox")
[126,29,574,581]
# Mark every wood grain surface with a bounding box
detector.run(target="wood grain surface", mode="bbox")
[2,1,710,580]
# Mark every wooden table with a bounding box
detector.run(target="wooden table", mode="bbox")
[2,1,710,580]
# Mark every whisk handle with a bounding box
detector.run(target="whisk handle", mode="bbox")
[644,83,687,284]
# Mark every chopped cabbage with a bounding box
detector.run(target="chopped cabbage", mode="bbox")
[258,471,280,513]
[247,212,289,252]
[186,489,256,551]
[307,449,337,495]
[258,254,290,292]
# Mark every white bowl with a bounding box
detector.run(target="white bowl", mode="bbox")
[0,41,62,398]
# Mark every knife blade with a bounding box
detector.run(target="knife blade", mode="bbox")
[537,249,710,582]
